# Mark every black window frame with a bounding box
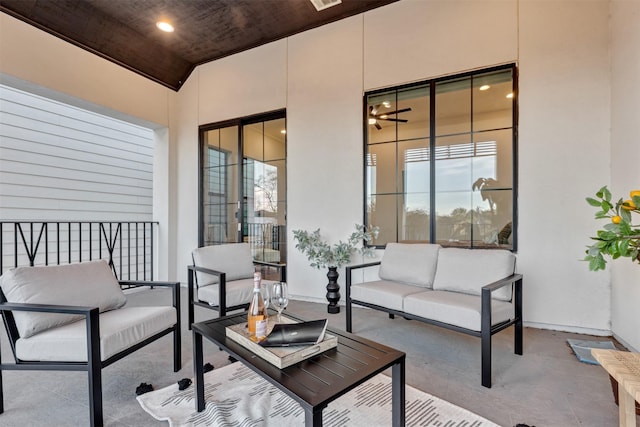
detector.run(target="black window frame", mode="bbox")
[363,64,518,251]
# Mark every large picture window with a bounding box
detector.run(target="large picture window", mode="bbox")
[365,65,517,250]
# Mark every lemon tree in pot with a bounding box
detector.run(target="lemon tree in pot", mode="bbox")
[293,224,379,314]
[584,186,640,271]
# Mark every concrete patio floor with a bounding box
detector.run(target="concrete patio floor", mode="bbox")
[0,286,636,426]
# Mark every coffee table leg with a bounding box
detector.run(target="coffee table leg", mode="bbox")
[392,359,405,427]
[193,329,205,412]
[304,406,323,426]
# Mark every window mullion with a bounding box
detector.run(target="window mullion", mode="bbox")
[429,80,436,244]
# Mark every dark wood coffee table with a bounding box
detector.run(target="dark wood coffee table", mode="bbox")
[192,311,406,426]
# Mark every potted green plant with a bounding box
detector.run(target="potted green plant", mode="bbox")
[584,186,640,271]
[293,224,379,313]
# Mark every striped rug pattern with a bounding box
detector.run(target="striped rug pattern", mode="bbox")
[137,363,499,426]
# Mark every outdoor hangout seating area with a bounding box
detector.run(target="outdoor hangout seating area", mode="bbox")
[0,283,632,426]
[1,0,639,426]
[0,253,638,426]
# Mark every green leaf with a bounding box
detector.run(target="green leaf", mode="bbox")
[587,253,607,271]
[597,230,617,240]
[601,200,613,212]
[619,239,630,256]
[603,186,612,202]
[619,220,632,235]
[620,208,632,223]
[586,197,602,207]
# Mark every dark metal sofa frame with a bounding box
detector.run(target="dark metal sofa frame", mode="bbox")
[0,280,181,427]
[187,261,286,328]
[345,261,523,388]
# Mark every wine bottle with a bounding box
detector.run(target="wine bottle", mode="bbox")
[247,272,267,341]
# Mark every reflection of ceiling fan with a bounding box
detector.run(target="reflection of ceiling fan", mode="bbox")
[368,106,412,130]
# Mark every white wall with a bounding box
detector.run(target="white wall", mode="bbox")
[286,16,365,299]
[518,1,612,334]
[609,0,640,351]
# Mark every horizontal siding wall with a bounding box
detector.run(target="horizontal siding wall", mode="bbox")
[0,84,156,274]
[0,84,154,221]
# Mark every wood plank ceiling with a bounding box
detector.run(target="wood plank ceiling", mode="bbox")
[0,0,398,91]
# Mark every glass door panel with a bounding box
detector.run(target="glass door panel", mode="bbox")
[202,126,240,245]
[242,117,286,263]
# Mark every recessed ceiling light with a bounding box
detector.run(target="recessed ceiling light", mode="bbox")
[280,129,286,134]
[382,101,391,108]
[506,92,514,99]
[368,118,377,125]
[156,21,174,33]
[479,85,490,91]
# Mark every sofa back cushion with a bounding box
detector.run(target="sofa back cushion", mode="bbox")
[192,243,255,286]
[432,248,516,301]
[378,243,441,288]
[0,260,126,338]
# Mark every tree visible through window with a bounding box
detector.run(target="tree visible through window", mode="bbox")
[365,65,517,250]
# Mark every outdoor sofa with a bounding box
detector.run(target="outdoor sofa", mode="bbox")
[345,243,523,387]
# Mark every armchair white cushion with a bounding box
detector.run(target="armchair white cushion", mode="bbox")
[0,260,126,338]
[197,278,255,308]
[15,306,176,362]
[192,243,255,286]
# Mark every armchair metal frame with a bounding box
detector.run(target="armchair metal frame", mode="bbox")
[187,261,285,328]
[0,280,181,427]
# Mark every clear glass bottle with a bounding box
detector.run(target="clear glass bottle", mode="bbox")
[247,272,267,341]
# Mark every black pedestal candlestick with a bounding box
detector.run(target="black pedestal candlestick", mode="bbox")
[325,267,340,314]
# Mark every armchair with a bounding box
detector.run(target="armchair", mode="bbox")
[188,243,286,328]
[0,260,181,427]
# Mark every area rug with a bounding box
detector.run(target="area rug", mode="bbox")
[137,363,499,427]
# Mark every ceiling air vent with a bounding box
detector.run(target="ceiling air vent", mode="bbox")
[309,0,342,12]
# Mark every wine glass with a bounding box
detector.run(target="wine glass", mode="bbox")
[271,282,289,323]
[260,281,271,311]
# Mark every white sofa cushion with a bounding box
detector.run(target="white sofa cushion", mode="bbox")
[432,248,515,301]
[350,280,426,312]
[378,243,441,288]
[0,260,126,338]
[192,243,255,286]
[197,277,274,308]
[403,290,513,332]
[15,306,176,362]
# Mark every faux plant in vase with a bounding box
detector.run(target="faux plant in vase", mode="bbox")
[584,186,640,271]
[293,224,379,314]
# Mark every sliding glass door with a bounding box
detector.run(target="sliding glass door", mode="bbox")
[199,111,286,263]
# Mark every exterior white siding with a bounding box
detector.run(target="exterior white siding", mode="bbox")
[0,84,154,221]
[0,84,155,276]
